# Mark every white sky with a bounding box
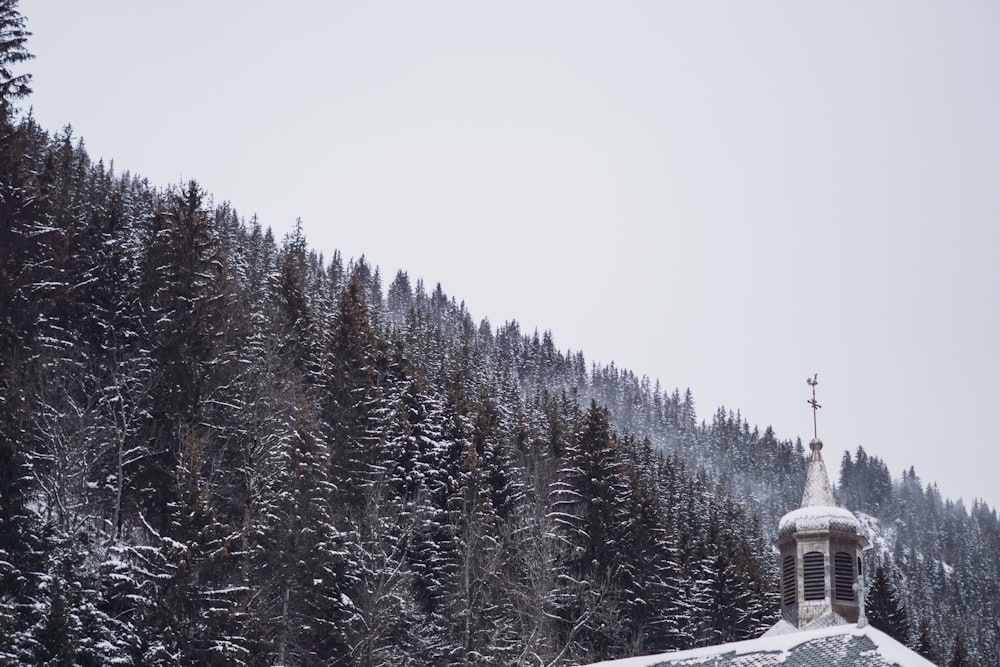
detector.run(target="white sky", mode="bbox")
[22,1,1000,510]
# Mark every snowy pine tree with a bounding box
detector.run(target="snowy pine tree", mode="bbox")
[867,565,911,645]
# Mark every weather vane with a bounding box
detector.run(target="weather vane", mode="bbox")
[807,373,821,440]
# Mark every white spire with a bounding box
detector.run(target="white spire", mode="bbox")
[801,375,836,508]
[800,438,837,507]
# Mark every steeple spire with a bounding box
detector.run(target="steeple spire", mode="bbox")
[800,441,837,507]
[801,375,835,506]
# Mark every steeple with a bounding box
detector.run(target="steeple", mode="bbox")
[800,374,836,507]
[771,375,870,631]
[800,438,836,507]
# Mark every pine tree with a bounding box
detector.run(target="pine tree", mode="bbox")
[0,35,59,659]
[689,546,751,647]
[262,407,358,666]
[618,462,690,654]
[386,269,413,325]
[915,620,942,665]
[866,565,911,645]
[839,450,856,507]
[138,180,235,532]
[0,0,32,114]
[28,542,123,666]
[445,388,522,665]
[130,432,247,665]
[275,220,323,379]
[373,373,457,665]
[948,634,973,667]
[350,466,423,667]
[547,401,631,662]
[686,493,774,651]
[325,272,383,506]
[0,460,52,663]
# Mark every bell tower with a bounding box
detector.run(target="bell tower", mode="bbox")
[773,375,869,629]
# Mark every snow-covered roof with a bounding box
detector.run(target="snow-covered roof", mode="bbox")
[775,437,863,538]
[578,623,937,667]
[778,504,860,536]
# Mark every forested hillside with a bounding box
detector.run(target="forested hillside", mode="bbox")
[1,3,997,665]
[0,77,782,667]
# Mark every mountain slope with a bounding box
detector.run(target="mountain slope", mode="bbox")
[1,116,781,666]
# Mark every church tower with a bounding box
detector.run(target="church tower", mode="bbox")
[772,376,869,629]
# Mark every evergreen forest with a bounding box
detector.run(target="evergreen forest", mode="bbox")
[1,3,997,665]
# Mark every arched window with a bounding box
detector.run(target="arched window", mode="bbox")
[782,555,796,606]
[803,551,826,600]
[834,552,855,601]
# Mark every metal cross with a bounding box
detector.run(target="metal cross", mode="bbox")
[853,576,869,628]
[807,374,821,440]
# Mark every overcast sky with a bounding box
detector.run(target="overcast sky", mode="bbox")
[22,1,1000,510]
